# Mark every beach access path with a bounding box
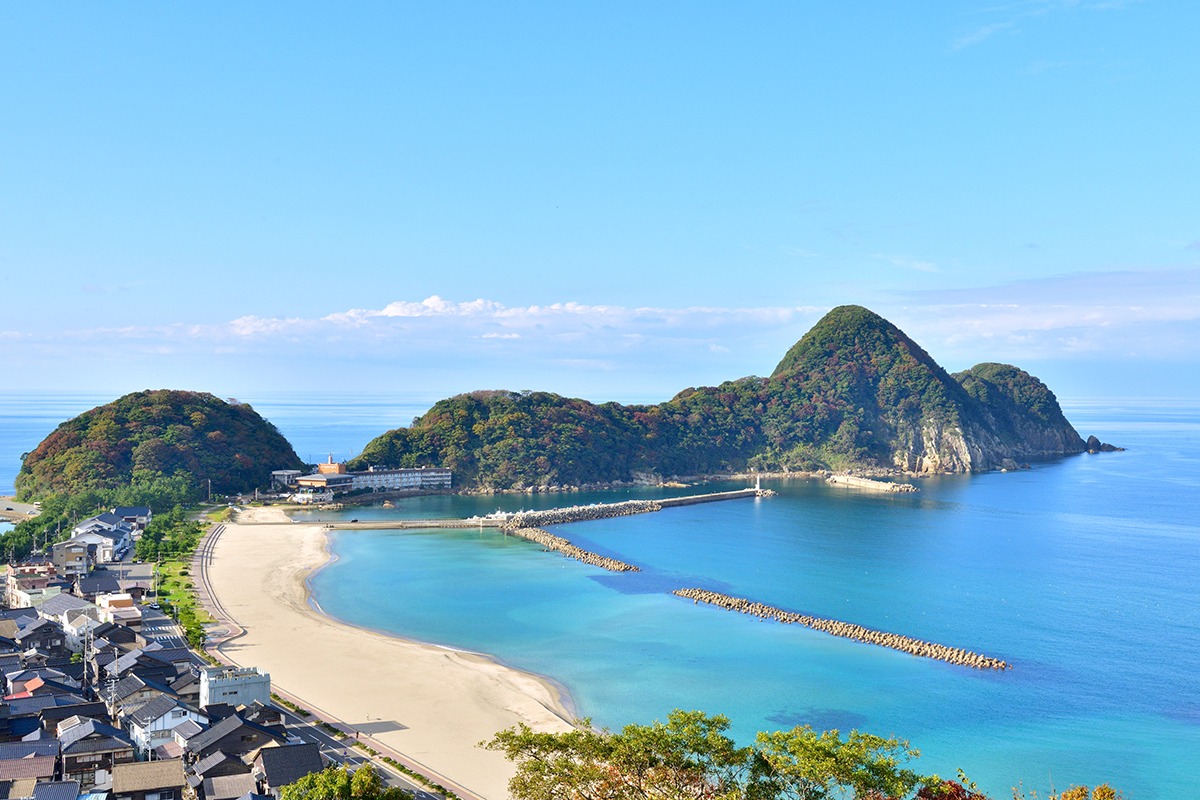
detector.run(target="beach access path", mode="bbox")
[196,507,575,800]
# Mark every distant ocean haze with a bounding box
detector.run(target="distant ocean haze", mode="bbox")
[3,393,1198,799]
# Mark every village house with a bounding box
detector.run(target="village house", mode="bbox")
[94,593,142,629]
[187,750,252,800]
[108,674,176,719]
[49,540,91,582]
[12,619,69,659]
[124,696,208,756]
[183,714,284,763]
[113,759,186,800]
[111,507,153,531]
[30,779,81,800]
[70,514,134,564]
[75,574,122,603]
[57,715,137,789]
[250,743,324,798]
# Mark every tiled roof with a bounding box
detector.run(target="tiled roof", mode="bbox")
[0,756,57,780]
[112,508,151,518]
[254,742,323,788]
[127,695,184,727]
[30,780,80,800]
[112,759,185,793]
[37,595,96,618]
[204,774,257,800]
[58,718,133,753]
[171,719,204,741]
[0,741,60,761]
[186,714,283,756]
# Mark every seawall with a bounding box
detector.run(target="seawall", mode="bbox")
[674,588,1009,671]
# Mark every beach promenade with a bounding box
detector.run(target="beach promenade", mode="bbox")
[195,507,575,800]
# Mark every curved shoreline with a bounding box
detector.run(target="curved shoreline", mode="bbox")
[305,526,580,718]
[202,507,576,800]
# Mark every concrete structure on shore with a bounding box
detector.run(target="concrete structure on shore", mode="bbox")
[826,474,919,493]
[292,458,451,501]
[200,665,271,708]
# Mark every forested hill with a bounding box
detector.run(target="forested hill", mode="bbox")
[16,390,305,501]
[350,306,1086,489]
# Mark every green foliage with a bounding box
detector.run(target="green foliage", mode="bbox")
[755,725,925,799]
[16,389,304,501]
[278,764,411,800]
[486,709,936,800]
[135,505,203,561]
[350,307,1084,489]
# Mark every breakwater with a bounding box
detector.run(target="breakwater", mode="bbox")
[673,588,1009,670]
[505,527,639,572]
[500,489,763,530]
[657,488,762,506]
[501,499,663,529]
[826,474,919,493]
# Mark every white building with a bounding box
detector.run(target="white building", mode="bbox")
[350,466,452,492]
[199,665,271,708]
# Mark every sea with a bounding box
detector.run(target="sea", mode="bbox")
[2,392,1197,799]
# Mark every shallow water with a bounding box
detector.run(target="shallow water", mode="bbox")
[309,401,1200,799]
[3,393,1196,797]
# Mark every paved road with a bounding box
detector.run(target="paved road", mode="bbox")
[0,497,39,522]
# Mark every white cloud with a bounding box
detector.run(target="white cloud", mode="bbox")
[876,254,939,273]
[888,268,1200,363]
[5,273,1198,398]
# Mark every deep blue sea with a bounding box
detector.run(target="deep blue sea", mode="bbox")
[3,392,1197,798]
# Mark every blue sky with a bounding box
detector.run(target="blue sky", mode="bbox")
[2,1,1197,404]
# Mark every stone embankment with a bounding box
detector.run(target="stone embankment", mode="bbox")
[673,588,1008,671]
[505,527,639,572]
[826,474,919,493]
[501,500,664,530]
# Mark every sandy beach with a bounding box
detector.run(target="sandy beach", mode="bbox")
[203,507,576,800]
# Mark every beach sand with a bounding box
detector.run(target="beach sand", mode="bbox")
[204,507,576,800]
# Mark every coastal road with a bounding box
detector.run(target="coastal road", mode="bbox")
[0,497,39,523]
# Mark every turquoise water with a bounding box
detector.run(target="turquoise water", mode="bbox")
[308,401,1200,800]
[3,393,1197,797]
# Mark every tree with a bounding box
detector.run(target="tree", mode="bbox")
[485,710,750,800]
[753,726,925,800]
[278,765,411,800]
[486,710,941,800]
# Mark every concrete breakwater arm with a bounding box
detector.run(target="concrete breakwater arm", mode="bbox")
[673,588,1009,671]
[502,499,664,529]
[826,475,919,493]
[500,489,764,530]
[505,527,640,572]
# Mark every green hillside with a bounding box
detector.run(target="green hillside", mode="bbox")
[351,306,1085,488]
[16,389,305,501]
